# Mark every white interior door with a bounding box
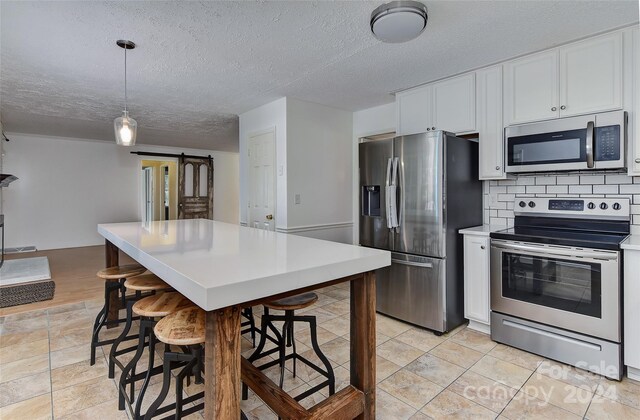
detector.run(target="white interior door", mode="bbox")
[248,129,276,231]
[143,167,154,223]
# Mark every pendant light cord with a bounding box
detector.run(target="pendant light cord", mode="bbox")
[124,45,128,112]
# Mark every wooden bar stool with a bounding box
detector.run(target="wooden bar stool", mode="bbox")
[109,274,173,379]
[143,307,206,420]
[92,264,146,365]
[118,291,193,418]
[243,292,335,403]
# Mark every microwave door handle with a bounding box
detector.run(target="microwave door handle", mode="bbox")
[586,121,595,168]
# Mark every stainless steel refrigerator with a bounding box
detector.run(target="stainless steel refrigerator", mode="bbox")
[359,131,482,333]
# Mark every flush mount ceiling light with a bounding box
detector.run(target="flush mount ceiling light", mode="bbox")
[114,39,137,146]
[370,1,428,43]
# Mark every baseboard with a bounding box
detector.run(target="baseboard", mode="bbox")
[467,319,491,335]
[627,366,640,382]
[275,222,353,234]
[4,246,37,254]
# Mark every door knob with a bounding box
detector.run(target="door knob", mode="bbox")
[266,214,273,220]
[636,158,640,163]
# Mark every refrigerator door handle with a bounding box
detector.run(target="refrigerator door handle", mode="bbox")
[394,157,402,231]
[385,158,392,229]
[386,158,399,229]
[391,258,433,268]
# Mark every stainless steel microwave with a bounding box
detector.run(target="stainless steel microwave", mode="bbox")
[505,111,627,173]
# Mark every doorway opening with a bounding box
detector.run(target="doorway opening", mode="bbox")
[141,159,178,222]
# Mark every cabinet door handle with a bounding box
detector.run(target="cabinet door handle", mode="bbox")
[551,107,557,111]
[560,105,566,110]
[480,245,486,250]
[635,158,640,164]
[495,166,500,170]
[432,127,436,130]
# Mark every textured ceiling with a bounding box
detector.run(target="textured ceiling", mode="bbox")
[1,1,638,152]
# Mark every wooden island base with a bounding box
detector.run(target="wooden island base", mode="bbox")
[203,272,376,420]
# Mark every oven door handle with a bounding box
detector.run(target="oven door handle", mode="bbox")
[491,242,618,260]
[586,120,595,169]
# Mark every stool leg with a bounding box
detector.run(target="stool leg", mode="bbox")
[248,307,256,347]
[143,356,173,420]
[175,349,199,420]
[134,322,156,420]
[119,318,149,410]
[284,310,297,379]
[108,299,135,378]
[192,344,204,385]
[243,308,271,400]
[91,280,117,365]
[90,305,106,366]
[279,318,290,389]
[309,316,335,395]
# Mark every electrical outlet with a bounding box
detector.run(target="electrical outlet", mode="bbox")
[295,194,301,205]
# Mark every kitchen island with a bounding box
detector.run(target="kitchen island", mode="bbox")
[98,219,390,419]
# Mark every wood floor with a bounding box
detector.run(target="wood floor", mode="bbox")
[0,246,135,317]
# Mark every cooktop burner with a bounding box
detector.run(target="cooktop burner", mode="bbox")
[490,197,630,251]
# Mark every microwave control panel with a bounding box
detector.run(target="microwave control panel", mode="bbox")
[595,125,621,161]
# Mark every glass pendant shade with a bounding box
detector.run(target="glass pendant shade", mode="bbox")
[114,110,137,146]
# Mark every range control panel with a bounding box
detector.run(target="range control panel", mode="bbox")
[514,197,630,220]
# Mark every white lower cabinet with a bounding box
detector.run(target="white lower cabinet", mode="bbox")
[623,245,640,381]
[463,233,490,333]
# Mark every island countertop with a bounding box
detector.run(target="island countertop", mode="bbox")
[98,219,390,311]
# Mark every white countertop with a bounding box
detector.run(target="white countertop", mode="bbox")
[458,225,508,237]
[621,234,640,251]
[98,219,390,311]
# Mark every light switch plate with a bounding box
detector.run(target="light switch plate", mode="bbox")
[295,194,301,205]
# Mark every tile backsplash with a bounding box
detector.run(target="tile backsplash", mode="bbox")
[483,171,640,235]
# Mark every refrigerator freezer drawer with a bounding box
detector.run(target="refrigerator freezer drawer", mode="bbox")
[376,253,446,332]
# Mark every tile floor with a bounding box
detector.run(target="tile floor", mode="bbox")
[1,282,639,419]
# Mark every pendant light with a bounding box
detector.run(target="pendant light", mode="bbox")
[114,40,137,146]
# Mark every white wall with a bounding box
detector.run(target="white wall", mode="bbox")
[286,98,352,231]
[239,97,353,243]
[351,102,396,243]
[3,133,239,250]
[238,98,287,227]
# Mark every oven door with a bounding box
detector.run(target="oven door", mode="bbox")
[490,240,620,342]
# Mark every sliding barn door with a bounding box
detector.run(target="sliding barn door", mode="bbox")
[178,155,213,219]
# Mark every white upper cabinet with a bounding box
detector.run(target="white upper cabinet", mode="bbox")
[631,27,640,176]
[560,32,623,117]
[477,65,505,180]
[504,50,559,125]
[432,73,476,134]
[504,32,623,126]
[396,85,433,136]
[396,73,476,136]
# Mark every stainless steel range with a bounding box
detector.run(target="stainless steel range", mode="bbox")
[490,197,630,380]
